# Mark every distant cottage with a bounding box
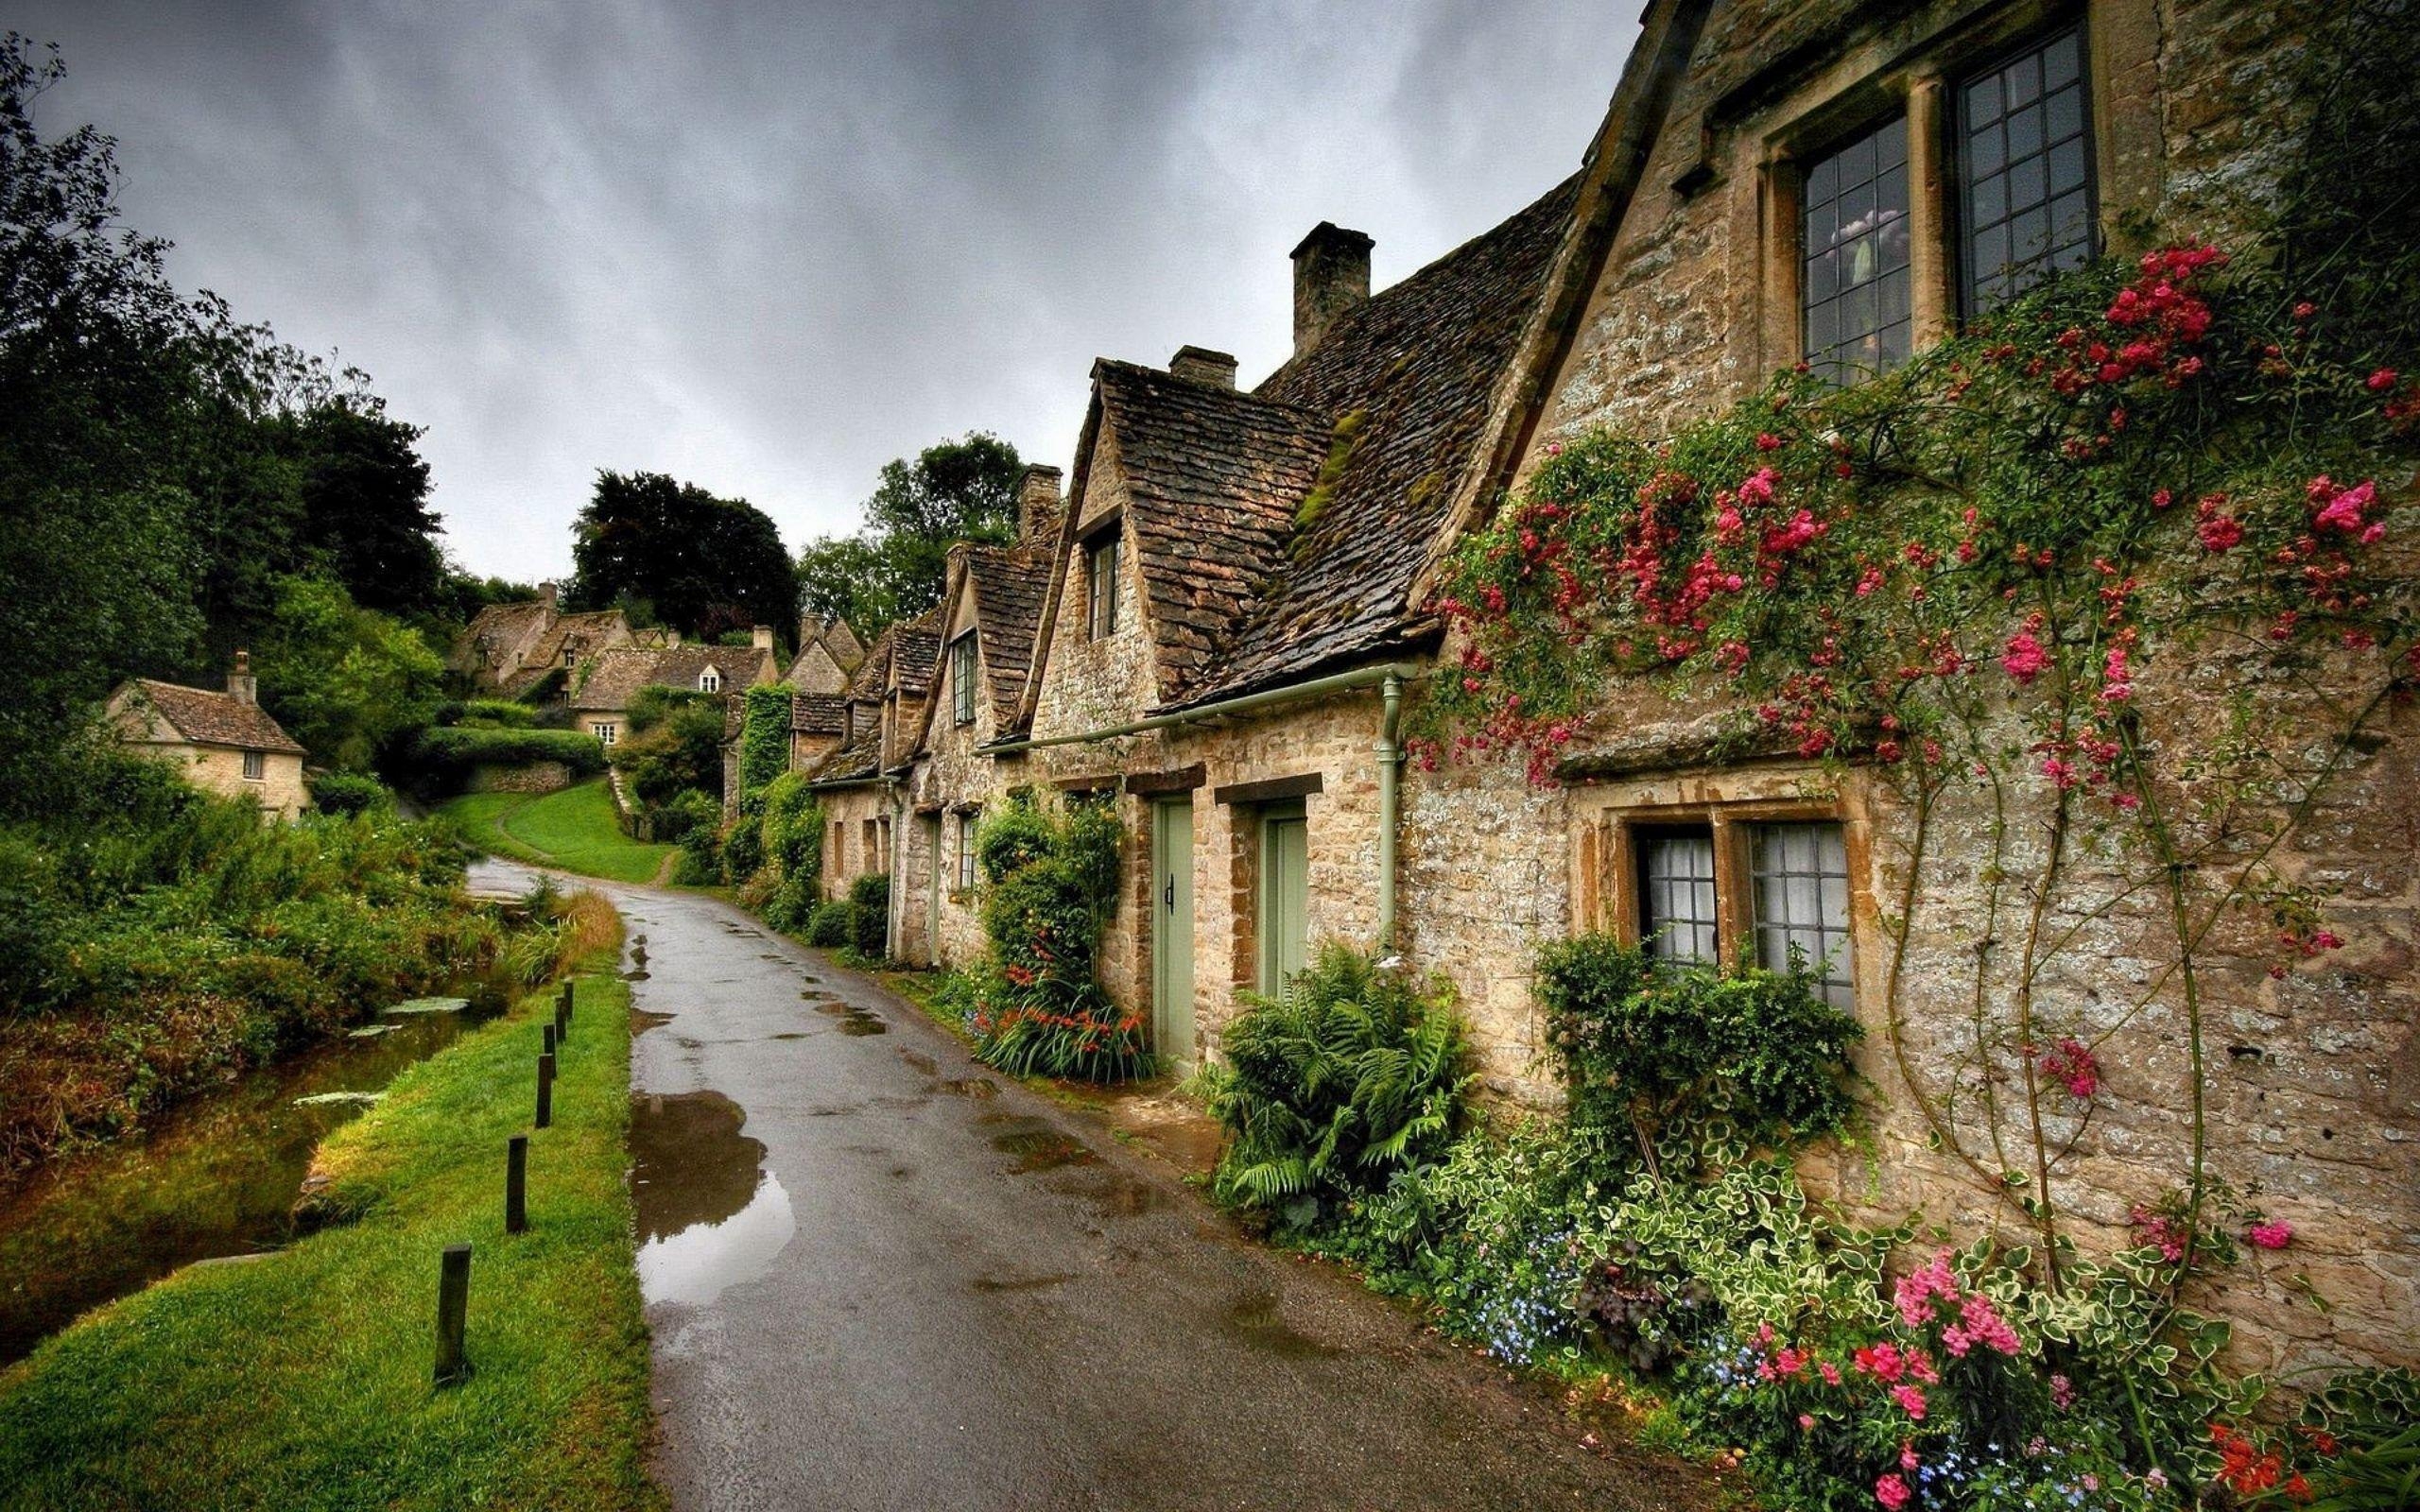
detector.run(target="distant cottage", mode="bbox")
[106,652,309,820]
[450,583,634,696]
[568,630,782,746]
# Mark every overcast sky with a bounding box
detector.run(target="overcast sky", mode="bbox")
[19,1,1644,583]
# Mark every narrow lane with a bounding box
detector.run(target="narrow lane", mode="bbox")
[493,865,1707,1511]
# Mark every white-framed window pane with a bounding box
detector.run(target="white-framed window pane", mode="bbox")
[1751,822,1855,1008]
[1961,25,2094,313]
[242,749,266,781]
[1803,114,1911,384]
[1087,536,1119,639]
[956,812,978,890]
[1640,832,1720,964]
[951,635,977,724]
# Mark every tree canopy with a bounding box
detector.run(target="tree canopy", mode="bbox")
[796,432,1022,636]
[566,470,797,644]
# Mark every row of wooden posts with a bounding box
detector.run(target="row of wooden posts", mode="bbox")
[433,977,575,1387]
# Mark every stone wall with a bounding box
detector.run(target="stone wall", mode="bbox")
[138,742,310,822]
[464,760,573,797]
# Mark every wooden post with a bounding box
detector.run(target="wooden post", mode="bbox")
[535,1052,555,1128]
[505,1134,528,1234]
[557,981,573,1040]
[543,1022,557,1058]
[434,1244,472,1385]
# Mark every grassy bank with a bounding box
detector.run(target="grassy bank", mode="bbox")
[0,928,662,1512]
[441,779,672,885]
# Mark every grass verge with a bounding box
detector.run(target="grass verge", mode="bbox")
[0,944,662,1512]
[440,779,672,885]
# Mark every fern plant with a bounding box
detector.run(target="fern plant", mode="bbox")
[1199,943,1471,1227]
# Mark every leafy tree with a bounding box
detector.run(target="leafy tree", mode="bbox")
[285,399,442,615]
[796,432,1021,634]
[608,694,725,808]
[252,574,446,772]
[565,470,796,643]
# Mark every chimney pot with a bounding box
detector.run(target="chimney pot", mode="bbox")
[1289,222,1374,359]
[1016,463,1064,543]
[538,581,560,610]
[227,649,257,705]
[1168,345,1238,389]
[752,625,774,652]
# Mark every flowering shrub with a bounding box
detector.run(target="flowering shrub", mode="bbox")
[961,795,1150,1082]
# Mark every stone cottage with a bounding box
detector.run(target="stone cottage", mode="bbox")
[450,584,633,696]
[804,0,2412,1369]
[802,610,940,901]
[784,614,865,696]
[566,632,782,747]
[106,653,310,820]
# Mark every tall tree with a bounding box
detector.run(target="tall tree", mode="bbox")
[565,470,796,642]
[286,397,443,616]
[796,432,1021,635]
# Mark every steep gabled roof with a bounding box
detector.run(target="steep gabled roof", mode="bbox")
[117,679,305,755]
[1090,362,1332,701]
[570,644,775,711]
[806,728,882,785]
[789,692,846,735]
[890,613,942,697]
[960,544,1053,726]
[1175,174,1582,704]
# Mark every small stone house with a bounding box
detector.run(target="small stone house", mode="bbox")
[567,632,782,747]
[450,584,633,696]
[801,611,940,901]
[106,653,310,820]
[784,614,865,696]
[799,0,2415,1371]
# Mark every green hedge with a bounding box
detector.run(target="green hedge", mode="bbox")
[848,874,890,958]
[409,727,605,785]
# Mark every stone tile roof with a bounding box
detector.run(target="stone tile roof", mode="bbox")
[890,615,942,696]
[1089,363,1332,702]
[1172,175,1582,705]
[122,679,306,754]
[807,727,882,784]
[570,644,775,712]
[961,545,1054,726]
[789,692,846,735]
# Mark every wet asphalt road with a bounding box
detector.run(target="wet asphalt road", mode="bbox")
[478,865,1708,1512]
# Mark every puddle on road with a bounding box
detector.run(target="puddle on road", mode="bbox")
[988,1120,1099,1174]
[770,1032,807,1041]
[1221,1290,1337,1358]
[941,1076,998,1099]
[808,1001,889,1036]
[1048,1169,1167,1218]
[629,1091,793,1309]
[899,1050,938,1075]
[631,1006,675,1038]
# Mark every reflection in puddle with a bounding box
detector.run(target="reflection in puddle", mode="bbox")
[770,1032,807,1040]
[1050,1170,1167,1218]
[989,1121,1099,1174]
[629,1091,794,1309]
[631,1007,675,1037]
[941,1077,998,1099]
[973,1272,1077,1294]
[899,1050,937,1075]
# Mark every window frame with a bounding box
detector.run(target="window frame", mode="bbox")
[953,808,980,894]
[1796,112,1915,384]
[1084,529,1120,641]
[1582,796,1863,1006]
[950,632,978,726]
[591,721,617,746]
[699,669,721,694]
[241,748,267,782]
[1952,20,2098,319]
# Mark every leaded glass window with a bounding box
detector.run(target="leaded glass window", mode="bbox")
[1751,822,1855,1008]
[1961,26,2094,312]
[1640,830,1720,965]
[1802,115,1912,382]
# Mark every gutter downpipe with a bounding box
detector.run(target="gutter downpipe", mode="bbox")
[982,659,1425,956]
[1376,671,1405,954]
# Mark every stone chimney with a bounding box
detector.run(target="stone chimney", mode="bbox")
[227,649,257,705]
[1168,345,1238,388]
[538,581,560,610]
[1290,222,1374,359]
[752,625,775,652]
[1017,464,1064,543]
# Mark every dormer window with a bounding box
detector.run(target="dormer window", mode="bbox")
[950,633,977,726]
[1085,530,1120,640]
[699,669,722,694]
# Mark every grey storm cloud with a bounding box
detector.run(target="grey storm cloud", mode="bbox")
[15,0,1645,581]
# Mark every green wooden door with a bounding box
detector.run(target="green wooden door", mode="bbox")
[1258,803,1308,996]
[1150,798,1196,1065]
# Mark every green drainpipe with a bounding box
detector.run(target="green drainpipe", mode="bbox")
[1375,671,1405,954]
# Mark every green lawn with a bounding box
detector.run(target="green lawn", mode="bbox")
[441,779,673,885]
[0,960,664,1512]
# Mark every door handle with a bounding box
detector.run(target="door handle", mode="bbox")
[1164,876,1175,910]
